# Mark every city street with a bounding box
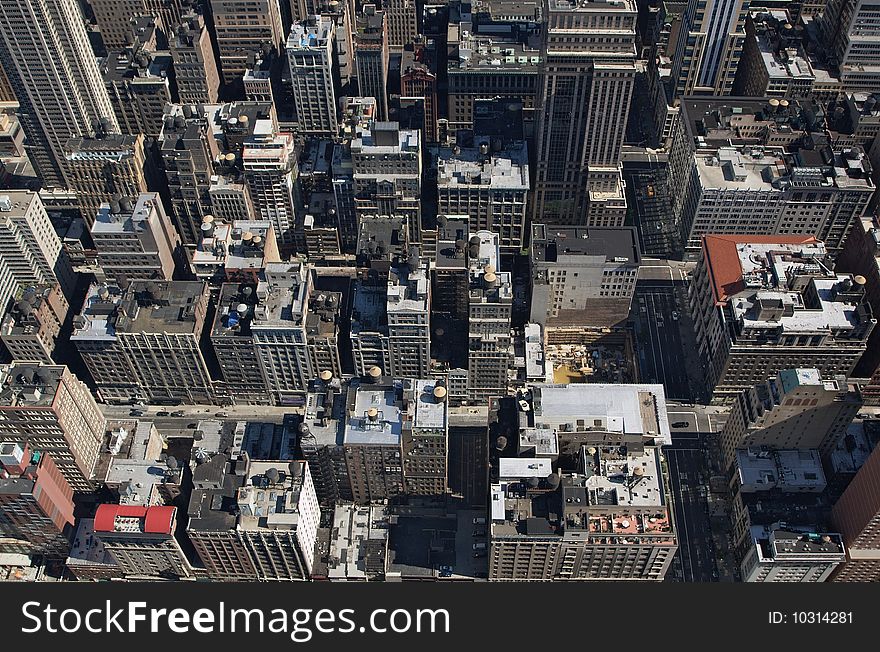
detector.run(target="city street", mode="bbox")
[665,444,719,582]
[633,283,692,400]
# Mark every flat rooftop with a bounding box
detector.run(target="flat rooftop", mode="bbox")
[525,383,672,445]
[344,383,403,446]
[532,224,640,264]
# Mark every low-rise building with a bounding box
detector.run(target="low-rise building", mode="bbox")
[0,284,68,364]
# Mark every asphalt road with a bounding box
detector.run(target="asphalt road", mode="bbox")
[665,445,719,583]
[633,284,692,400]
[448,427,488,508]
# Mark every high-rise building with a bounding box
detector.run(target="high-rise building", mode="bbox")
[101,16,173,139]
[187,455,320,581]
[445,1,541,136]
[93,504,192,579]
[351,258,431,379]
[466,230,512,404]
[71,281,216,405]
[720,368,862,468]
[0,0,120,187]
[354,6,390,121]
[837,214,880,404]
[0,364,106,492]
[210,0,285,85]
[210,282,272,405]
[821,0,880,91]
[531,0,637,226]
[831,443,880,581]
[90,193,181,285]
[385,0,418,50]
[241,117,297,250]
[89,0,185,50]
[159,104,222,246]
[489,383,676,580]
[250,262,343,404]
[679,145,874,253]
[351,121,421,242]
[63,133,149,227]
[400,378,449,496]
[287,16,338,136]
[0,283,69,364]
[434,136,529,254]
[0,192,76,299]
[672,0,749,96]
[689,236,875,403]
[0,447,74,557]
[739,525,846,582]
[733,10,815,100]
[169,12,221,104]
[529,224,640,330]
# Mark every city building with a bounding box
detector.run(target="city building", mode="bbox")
[529,224,640,329]
[433,136,529,253]
[720,369,861,467]
[187,454,320,581]
[400,48,438,143]
[0,364,106,492]
[734,10,815,99]
[531,0,636,226]
[101,16,173,139]
[351,258,431,379]
[830,442,880,581]
[466,230,512,404]
[90,193,180,285]
[71,281,216,405]
[672,0,748,96]
[63,133,149,227]
[210,282,271,405]
[679,145,874,253]
[689,236,875,402]
[0,446,74,556]
[324,503,389,580]
[241,117,297,250]
[490,450,676,580]
[385,0,418,50]
[351,120,422,242]
[191,218,280,285]
[837,214,880,403]
[445,1,541,135]
[287,16,338,136]
[821,0,880,91]
[250,262,343,405]
[0,284,69,364]
[89,0,185,50]
[209,0,285,85]
[93,504,192,579]
[0,0,120,187]
[169,12,221,104]
[354,6,390,121]
[733,448,827,493]
[739,525,846,582]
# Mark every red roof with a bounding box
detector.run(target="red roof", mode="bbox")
[93,504,176,535]
[702,234,817,304]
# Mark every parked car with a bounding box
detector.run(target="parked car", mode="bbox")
[156,411,170,417]
[473,542,487,550]
[473,517,486,525]
[671,421,689,428]
[171,410,186,417]
[186,423,198,429]
[215,412,228,418]
[129,409,144,417]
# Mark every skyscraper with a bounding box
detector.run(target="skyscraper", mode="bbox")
[354,6,390,121]
[287,16,339,136]
[0,0,120,187]
[89,0,185,50]
[210,0,285,86]
[672,0,749,96]
[531,0,637,226]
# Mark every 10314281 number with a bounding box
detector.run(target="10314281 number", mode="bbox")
[769,611,854,624]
